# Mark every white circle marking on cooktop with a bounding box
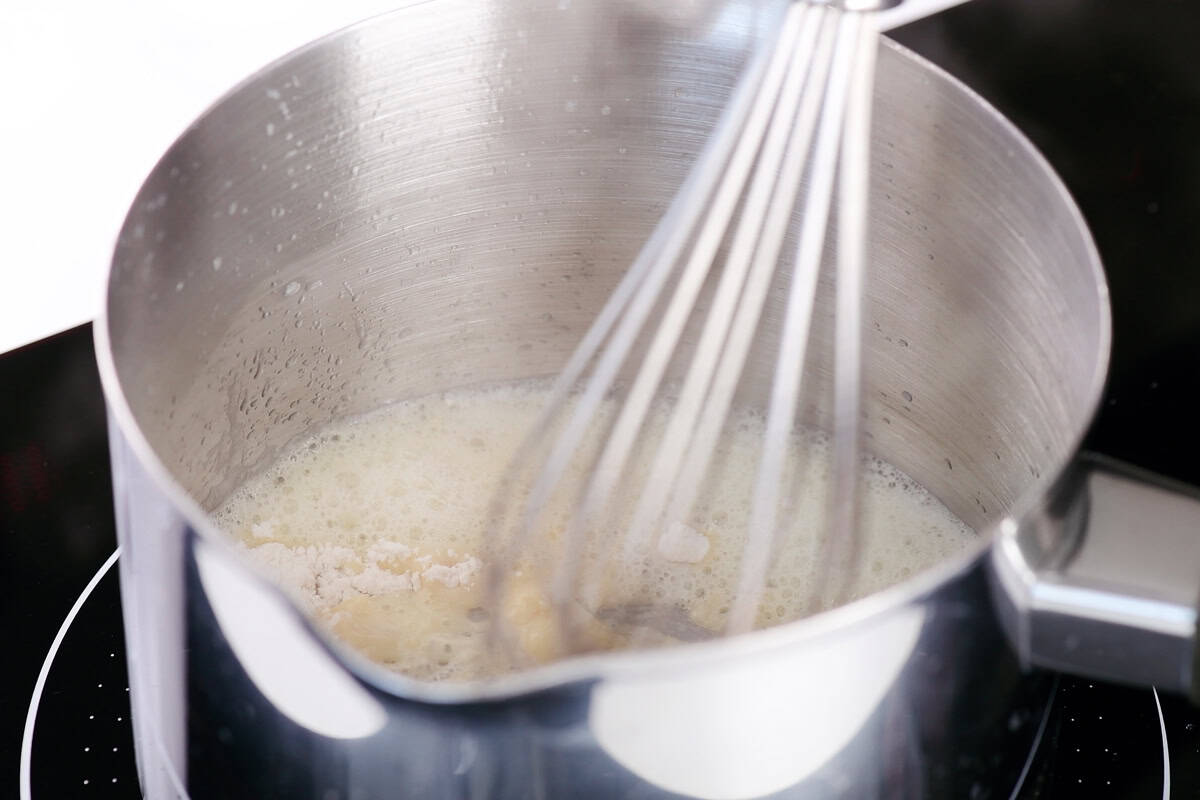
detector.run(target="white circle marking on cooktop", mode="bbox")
[19,549,120,800]
[1154,688,1170,800]
[14,547,1180,799]
[1005,675,1060,800]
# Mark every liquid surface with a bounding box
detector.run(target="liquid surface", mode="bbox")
[213,379,975,681]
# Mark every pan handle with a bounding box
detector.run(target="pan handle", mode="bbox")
[990,452,1200,698]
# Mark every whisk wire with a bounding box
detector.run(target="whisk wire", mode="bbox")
[819,12,879,609]
[483,7,787,650]
[627,5,839,571]
[487,0,889,661]
[614,5,830,568]
[545,2,815,627]
[727,8,871,634]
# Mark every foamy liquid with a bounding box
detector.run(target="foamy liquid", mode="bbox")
[212,379,975,681]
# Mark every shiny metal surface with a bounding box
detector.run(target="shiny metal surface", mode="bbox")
[96,0,1120,796]
[994,455,1200,695]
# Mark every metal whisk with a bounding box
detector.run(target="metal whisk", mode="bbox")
[486,0,965,664]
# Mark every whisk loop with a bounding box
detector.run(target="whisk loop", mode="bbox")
[487,0,889,663]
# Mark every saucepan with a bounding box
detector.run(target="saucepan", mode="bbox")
[95,0,1200,797]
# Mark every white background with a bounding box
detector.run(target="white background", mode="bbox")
[0,0,402,355]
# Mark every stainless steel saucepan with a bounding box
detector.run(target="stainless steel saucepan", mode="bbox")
[96,0,1200,797]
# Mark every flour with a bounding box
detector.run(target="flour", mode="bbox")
[237,538,481,614]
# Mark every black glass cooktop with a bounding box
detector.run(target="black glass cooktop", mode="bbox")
[9,1,1200,797]
[4,331,1194,800]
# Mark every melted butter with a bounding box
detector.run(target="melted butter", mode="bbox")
[213,379,974,681]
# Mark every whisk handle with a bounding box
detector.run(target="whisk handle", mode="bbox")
[874,0,975,31]
[832,0,904,12]
[803,0,973,32]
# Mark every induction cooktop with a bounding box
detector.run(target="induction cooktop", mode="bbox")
[5,332,1190,799]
